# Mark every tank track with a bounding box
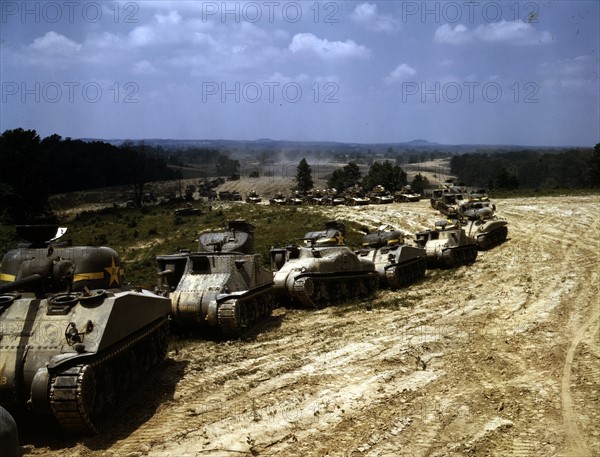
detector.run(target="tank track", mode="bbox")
[292,272,379,309]
[49,318,169,434]
[217,285,274,338]
[439,245,478,268]
[384,257,427,289]
[476,226,508,250]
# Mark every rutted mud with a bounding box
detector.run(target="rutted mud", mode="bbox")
[19,195,599,457]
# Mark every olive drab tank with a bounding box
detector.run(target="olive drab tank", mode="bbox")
[357,226,426,289]
[270,221,378,308]
[461,204,508,250]
[415,220,478,268]
[156,220,274,338]
[0,225,171,434]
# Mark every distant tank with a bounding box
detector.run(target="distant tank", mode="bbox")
[156,220,273,338]
[368,185,394,204]
[357,226,426,289]
[269,193,287,205]
[270,221,378,308]
[286,192,304,206]
[0,225,170,434]
[415,220,478,268]
[395,186,421,203]
[345,192,370,206]
[429,188,448,210]
[462,206,508,250]
[246,191,262,204]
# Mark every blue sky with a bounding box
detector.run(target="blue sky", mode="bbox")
[1,1,598,146]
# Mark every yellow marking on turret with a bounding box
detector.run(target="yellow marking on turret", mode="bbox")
[0,273,16,282]
[73,272,104,282]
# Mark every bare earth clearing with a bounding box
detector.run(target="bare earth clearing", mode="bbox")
[21,195,599,457]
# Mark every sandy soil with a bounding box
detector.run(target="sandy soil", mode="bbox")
[19,195,599,457]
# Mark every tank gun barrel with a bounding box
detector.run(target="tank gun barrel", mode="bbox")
[0,274,43,294]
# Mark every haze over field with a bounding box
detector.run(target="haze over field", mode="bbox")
[1,1,599,146]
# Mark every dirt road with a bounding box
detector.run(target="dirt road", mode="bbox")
[20,195,599,457]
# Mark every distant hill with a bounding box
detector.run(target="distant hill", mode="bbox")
[79,138,570,155]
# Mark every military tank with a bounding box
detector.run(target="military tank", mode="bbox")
[415,220,478,268]
[269,193,287,205]
[0,225,171,434]
[270,221,378,308]
[246,191,262,204]
[368,185,394,204]
[357,226,426,289]
[461,205,508,250]
[395,185,421,203]
[437,192,466,217]
[156,220,273,338]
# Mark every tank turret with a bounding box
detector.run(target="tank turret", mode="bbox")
[0,225,170,434]
[157,220,273,338]
[270,221,378,308]
[357,226,426,288]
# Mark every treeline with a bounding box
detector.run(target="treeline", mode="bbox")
[0,128,177,221]
[450,146,600,190]
[325,160,429,194]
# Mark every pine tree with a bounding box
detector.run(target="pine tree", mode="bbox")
[295,158,314,193]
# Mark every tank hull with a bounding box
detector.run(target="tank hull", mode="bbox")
[416,226,478,269]
[272,245,378,308]
[464,219,508,250]
[0,289,170,433]
[359,245,426,289]
[159,253,274,338]
[157,221,274,338]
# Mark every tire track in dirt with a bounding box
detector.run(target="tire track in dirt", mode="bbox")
[561,304,599,457]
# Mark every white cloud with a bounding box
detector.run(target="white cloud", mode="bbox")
[266,72,311,84]
[385,63,416,84]
[289,33,370,59]
[132,60,160,75]
[538,55,598,90]
[474,20,552,45]
[351,3,399,33]
[28,31,82,56]
[155,10,182,25]
[435,21,552,46]
[434,24,472,45]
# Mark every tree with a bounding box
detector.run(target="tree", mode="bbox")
[327,162,361,191]
[493,167,519,190]
[216,154,240,177]
[586,143,600,187]
[0,128,48,221]
[295,158,314,193]
[411,173,430,195]
[362,160,407,192]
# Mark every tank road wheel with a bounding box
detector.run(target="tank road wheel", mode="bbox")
[77,365,107,433]
[293,277,319,308]
[360,274,378,298]
[441,250,455,269]
[349,280,362,300]
[218,300,244,338]
[417,259,426,280]
[386,267,400,289]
